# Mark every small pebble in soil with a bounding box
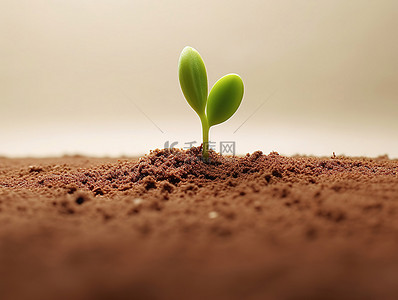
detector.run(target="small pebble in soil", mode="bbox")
[208,211,219,219]
[133,198,144,205]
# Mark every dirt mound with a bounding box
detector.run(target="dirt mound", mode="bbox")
[0,150,398,299]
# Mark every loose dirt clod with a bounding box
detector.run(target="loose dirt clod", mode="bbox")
[0,148,398,300]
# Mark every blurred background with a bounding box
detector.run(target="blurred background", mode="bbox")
[1,0,397,158]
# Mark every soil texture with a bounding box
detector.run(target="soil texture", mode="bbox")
[1,148,398,300]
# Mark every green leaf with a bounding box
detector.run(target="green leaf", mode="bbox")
[178,46,208,116]
[206,74,244,127]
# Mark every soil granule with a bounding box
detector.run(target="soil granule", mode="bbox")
[1,147,398,300]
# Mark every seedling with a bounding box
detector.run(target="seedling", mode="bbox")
[178,46,244,161]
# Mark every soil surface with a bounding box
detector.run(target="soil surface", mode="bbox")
[1,148,398,300]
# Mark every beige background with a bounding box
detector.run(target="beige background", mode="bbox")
[1,0,397,158]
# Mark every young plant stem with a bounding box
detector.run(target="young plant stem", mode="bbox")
[200,115,210,162]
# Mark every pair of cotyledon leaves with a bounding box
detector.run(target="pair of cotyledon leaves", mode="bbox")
[178,46,244,127]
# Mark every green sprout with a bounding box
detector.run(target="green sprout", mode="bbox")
[178,46,244,161]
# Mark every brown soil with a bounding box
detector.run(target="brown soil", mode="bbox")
[1,148,398,300]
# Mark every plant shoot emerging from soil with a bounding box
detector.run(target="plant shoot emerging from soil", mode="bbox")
[178,46,244,161]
